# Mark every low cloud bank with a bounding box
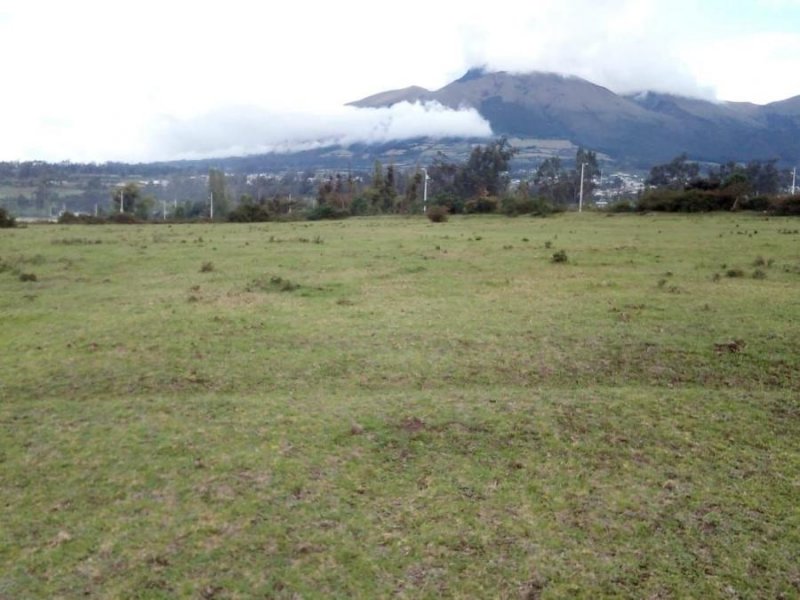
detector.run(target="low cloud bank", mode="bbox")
[150,102,492,160]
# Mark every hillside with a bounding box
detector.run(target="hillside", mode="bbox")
[350,69,800,165]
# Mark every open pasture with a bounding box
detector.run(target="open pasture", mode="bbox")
[1,213,799,598]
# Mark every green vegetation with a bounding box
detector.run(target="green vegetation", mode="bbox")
[639,155,798,214]
[0,206,16,228]
[1,214,799,598]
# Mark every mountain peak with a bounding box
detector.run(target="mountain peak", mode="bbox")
[348,70,800,164]
[455,66,489,83]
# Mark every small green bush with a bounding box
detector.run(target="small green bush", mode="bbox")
[107,213,139,224]
[501,196,556,217]
[427,206,449,223]
[247,275,301,293]
[58,212,106,224]
[464,195,499,214]
[769,195,800,216]
[228,202,271,222]
[0,207,16,228]
[551,249,568,263]
[200,261,215,273]
[726,268,745,278]
[607,199,635,213]
[19,272,37,282]
[739,196,772,212]
[307,205,349,221]
[638,189,735,213]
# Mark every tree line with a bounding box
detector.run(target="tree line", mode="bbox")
[7,142,800,222]
[635,154,798,214]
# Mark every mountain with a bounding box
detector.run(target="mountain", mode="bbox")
[350,68,800,165]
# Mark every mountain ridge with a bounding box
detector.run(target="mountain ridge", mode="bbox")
[349,70,800,165]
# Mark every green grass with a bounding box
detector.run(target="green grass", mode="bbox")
[1,214,799,598]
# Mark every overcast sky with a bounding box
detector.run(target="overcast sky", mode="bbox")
[1,0,799,162]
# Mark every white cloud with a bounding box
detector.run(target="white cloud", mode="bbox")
[149,102,493,160]
[0,0,798,161]
[683,32,800,104]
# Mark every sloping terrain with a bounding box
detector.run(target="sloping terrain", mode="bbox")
[351,69,800,164]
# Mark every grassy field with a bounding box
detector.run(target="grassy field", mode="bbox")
[1,213,799,598]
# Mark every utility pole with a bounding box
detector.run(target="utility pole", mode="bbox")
[421,167,429,214]
[578,162,586,213]
[209,191,214,221]
[162,200,167,221]
[119,188,124,213]
[793,167,797,195]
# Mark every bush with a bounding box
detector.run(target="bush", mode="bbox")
[606,199,635,213]
[200,261,215,273]
[464,195,499,214]
[551,249,568,263]
[769,195,800,216]
[739,196,773,212]
[247,275,301,293]
[19,272,37,282]
[429,192,464,215]
[349,196,370,216]
[228,202,271,222]
[306,205,350,221]
[501,195,555,217]
[427,206,449,222]
[0,207,16,228]
[58,212,106,224]
[638,188,735,212]
[106,213,139,224]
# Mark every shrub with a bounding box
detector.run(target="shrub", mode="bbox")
[739,196,772,212]
[228,202,271,222]
[0,207,16,228]
[306,205,350,221]
[429,192,464,215]
[551,249,568,263]
[427,206,449,223]
[349,196,370,216]
[57,212,106,224]
[637,188,734,212]
[726,268,745,278]
[200,261,215,273]
[607,199,635,213]
[464,195,499,214]
[769,195,800,216]
[19,272,37,282]
[107,213,139,224]
[501,195,556,216]
[247,275,301,293]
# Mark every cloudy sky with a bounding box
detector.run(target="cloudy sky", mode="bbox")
[1,0,799,162]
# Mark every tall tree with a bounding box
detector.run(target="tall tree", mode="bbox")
[112,182,140,214]
[646,154,700,188]
[534,157,575,205]
[456,138,517,199]
[208,168,229,218]
[575,147,600,198]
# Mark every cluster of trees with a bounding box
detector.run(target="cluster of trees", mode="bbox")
[9,142,799,223]
[234,139,525,221]
[638,154,798,213]
[31,140,605,222]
